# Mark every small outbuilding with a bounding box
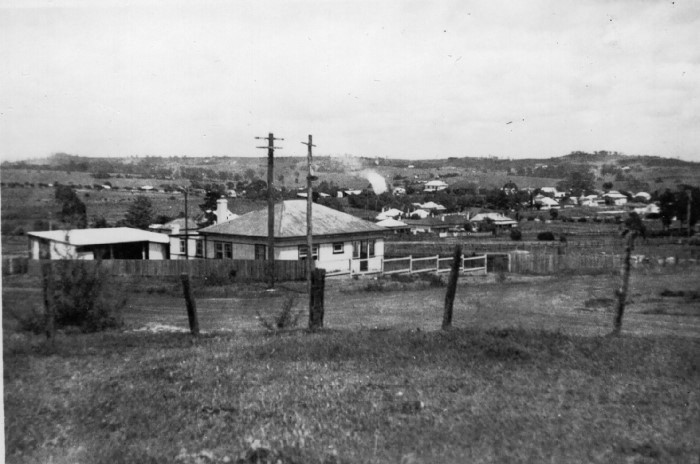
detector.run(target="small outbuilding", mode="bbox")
[27,227,170,260]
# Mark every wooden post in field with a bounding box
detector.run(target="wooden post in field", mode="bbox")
[309,268,326,330]
[442,245,462,330]
[41,261,56,340]
[180,273,200,336]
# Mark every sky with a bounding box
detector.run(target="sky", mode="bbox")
[0,0,698,161]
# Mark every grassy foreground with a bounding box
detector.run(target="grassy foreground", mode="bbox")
[4,327,699,464]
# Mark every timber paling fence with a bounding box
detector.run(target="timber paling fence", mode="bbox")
[3,249,698,279]
[19,259,307,281]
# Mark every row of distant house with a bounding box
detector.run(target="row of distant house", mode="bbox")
[532,189,653,210]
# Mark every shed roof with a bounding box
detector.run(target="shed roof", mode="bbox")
[199,200,385,238]
[27,227,170,245]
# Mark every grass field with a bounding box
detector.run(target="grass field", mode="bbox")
[3,267,700,463]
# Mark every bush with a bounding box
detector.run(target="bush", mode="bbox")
[510,228,522,241]
[537,231,555,241]
[51,261,126,332]
[420,273,445,287]
[8,305,48,335]
[257,296,300,332]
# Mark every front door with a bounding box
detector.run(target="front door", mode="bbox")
[354,240,369,271]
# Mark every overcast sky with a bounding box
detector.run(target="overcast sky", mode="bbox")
[1,0,698,161]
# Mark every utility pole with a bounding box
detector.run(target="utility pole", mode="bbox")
[183,187,189,260]
[687,189,692,238]
[301,135,317,311]
[256,133,283,288]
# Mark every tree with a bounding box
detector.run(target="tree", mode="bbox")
[55,185,87,228]
[198,185,227,227]
[556,170,595,197]
[123,196,153,229]
[658,189,676,231]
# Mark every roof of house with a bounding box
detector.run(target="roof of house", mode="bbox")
[376,218,409,228]
[162,217,199,230]
[534,195,560,205]
[27,227,170,245]
[375,208,403,220]
[199,200,385,238]
[404,215,467,227]
[469,213,518,225]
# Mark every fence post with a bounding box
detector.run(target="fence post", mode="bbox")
[41,262,56,340]
[409,255,413,274]
[180,273,200,336]
[442,245,462,330]
[309,268,326,330]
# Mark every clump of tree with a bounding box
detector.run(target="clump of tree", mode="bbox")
[120,195,154,229]
[55,185,87,228]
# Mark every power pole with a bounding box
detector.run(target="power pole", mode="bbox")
[256,133,283,288]
[301,135,317,313]
[183,187,189,260]
[687,189,692,238]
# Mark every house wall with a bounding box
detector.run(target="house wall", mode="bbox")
[169,235,204,260]
[199,236,385,275]
[148,242,167,260]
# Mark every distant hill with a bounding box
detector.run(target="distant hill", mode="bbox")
[2,151,698,193]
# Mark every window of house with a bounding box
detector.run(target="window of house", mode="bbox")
[254,244,266,260]
[224,243,232,259]
[298,244,318,260]
[179,239,186,254]
[214,242,224,259]
[195,240,203,258]
[352,241,361,259]
[332,242,344,254]
[368,240,375,257]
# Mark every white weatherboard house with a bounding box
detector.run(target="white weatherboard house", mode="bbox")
[423,180,448,192]
[27,228,170,260]
[198,200,387,274]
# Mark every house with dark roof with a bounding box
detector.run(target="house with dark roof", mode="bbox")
[198,200,387,274]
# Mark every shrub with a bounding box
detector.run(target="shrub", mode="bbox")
[420,273,445,287]
[257,295,300,332]
[510,228,522,241]
[8,304,48,335]
[537,231,555,241]
[51,261,125,332]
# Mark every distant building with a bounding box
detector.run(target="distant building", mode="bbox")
[534,195,560,210]
[423,180,448,192]
[469,212,518,228]
[603,191,628,206]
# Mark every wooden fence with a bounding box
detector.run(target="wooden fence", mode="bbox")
[508,251,699,274]
[382,254,487,276]
[24,259,307,281]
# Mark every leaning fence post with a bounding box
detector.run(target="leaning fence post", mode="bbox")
[180,273,200,336]
[41,261,56,340]
[309,268,326,330]
[442,245,462,330]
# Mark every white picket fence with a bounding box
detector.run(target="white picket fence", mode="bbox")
[381,254,487,276]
